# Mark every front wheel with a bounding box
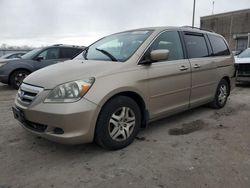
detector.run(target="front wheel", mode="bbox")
[95,96,141,150]
[209,79,230,109]
[9,70,30,89]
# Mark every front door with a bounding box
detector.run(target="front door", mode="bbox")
[142,31,191,119]
[34,47,61,70]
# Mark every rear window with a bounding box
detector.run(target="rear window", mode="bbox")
[208,35,230,56]
[184,33,209,58]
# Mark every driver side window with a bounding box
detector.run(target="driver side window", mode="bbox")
[142,31,184,62]
[38,48,60,60]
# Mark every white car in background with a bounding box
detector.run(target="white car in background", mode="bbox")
[0,52,26,59]
[235,48,250,82]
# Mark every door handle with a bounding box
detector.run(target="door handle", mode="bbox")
[194,64,201,69]
[179,65,189,71]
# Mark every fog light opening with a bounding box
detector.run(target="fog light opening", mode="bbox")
[53,128,64,135]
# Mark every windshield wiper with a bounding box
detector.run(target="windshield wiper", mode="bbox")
[82,47,89,60]
[95,48,118,62]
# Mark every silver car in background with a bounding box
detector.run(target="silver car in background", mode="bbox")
[235,48,250,82]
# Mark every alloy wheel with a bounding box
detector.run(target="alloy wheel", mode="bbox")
[15,72,28,87]
[218,84,228,105]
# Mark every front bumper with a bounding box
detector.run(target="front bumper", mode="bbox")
[236,76,250,82]
[236,63,250,82]
[14,96,101,144]
[0,74,8,84]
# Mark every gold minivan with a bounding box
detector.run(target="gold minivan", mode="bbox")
[13,27,235,149]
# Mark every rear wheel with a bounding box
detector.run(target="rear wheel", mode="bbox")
[95,96,141,150]
[209,79,230,109]
[9,70,30,89]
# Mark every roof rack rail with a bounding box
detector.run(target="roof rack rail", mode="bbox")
[52,44,63,46]
[181,26,214,33]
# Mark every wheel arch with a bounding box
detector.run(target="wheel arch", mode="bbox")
[97,90,149,129]
[8,68,32,84]
[221,76,231,94]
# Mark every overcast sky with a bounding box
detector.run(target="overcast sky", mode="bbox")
[0,0,249,47]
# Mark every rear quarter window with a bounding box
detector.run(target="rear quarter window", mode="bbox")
[208,35,230,56]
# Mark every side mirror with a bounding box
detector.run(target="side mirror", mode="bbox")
[139,49,170,65]
[150,49,169,62]
[35,56,44,61]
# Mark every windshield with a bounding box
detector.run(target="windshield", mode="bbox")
[75,30,152,62]
[21,48,42,59]
[238,48,250,58]
[0,54,12,58]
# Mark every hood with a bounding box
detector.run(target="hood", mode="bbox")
[0,58,30,66]
[235,57,250,64]
[24,59,123,89]
[0,58,19,64]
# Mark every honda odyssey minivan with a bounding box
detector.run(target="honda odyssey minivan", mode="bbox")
[13,27,235,150]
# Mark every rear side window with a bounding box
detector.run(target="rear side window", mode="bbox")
[60,48,83,59]
[184,33,209,58]
[208,35,230,56]
[38,48,60,60]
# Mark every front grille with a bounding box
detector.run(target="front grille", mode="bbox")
[237,64,250,76]
[13,106,47,133]
[17,83,43,105]
[23,120,47,132]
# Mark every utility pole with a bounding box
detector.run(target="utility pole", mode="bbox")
[192,0,196,27]
[248,33,250,48]
[212,1,215,15]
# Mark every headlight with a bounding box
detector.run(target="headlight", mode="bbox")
[0,63,7,67]
[44,77,95,103]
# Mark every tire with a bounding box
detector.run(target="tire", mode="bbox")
[9,70,30,89]
[209,79,230,109]
[95,96,141,150]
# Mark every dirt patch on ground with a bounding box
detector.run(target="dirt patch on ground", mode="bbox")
[210,103,250,120]
[168,120,206,135]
